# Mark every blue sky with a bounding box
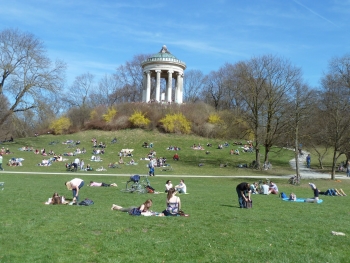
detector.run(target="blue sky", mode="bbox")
[1,0,350,88]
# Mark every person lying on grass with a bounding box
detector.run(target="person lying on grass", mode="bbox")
[89,181,117,187]
[289,192,297,201]
[111,199,153,214]
[45,192,69,205]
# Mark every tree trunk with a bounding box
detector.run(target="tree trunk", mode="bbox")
[294,125,300,178]
[331,149,337,180]
[317,157,324,169]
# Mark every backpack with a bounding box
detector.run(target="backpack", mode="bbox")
[280,192,287,199]
[78,198,94,206]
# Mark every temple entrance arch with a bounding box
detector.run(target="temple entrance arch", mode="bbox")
[141,45,186,104]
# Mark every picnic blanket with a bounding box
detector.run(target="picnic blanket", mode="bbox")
[121,149,134,152]
[282,198,323,204]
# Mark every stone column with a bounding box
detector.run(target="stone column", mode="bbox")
[167,70,173,102]
[179,73,184,104]
[155,70,161,102]
[146,71,151,103]
[142,72,146,102]
[175,72,181,103]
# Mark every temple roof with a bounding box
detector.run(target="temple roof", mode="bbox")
[142,45,186,66]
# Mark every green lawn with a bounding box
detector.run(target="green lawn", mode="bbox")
[0,174,349,262]
[1,130,349,262]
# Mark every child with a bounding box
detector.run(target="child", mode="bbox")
[289,192,296,201]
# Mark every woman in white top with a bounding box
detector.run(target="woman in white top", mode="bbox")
[163,188,181,216]
[165,180,173,193]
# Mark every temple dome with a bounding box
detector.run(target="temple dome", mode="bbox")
[142,45,186,67]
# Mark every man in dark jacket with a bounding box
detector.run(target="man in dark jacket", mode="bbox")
[236,182,251,208]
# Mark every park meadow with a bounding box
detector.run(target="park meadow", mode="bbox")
[0,129,349,263]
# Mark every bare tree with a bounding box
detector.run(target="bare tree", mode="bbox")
[318,56,350,179]
[287,82,315,179]
[63,72,95,127]
[259,56,303,164]
[0,28,66,127]
[183,69,204,103]
[202,67,230,110]
[113,54,150,103]
[89,74,118,107]
[233,59,269,169]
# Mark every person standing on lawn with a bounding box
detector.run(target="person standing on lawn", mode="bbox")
[65,178,84,201]
[148,157,155,176]
[0,153,3,171]
[236,182,251,208]
[306,154,311,168]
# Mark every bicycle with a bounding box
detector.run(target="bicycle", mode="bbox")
[121,175,151,194]
[96,166,107,172]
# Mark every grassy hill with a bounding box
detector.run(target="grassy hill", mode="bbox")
[1,129,295,177]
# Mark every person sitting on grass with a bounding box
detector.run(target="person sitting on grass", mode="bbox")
[269,181,279,195]
[175,179,187,194]
[173,152,179,161]
[86,164,93,171]
[163,188,181,216]
[260,182,269,195]
[111,199,153,214]
[89,181,117,187]
[250,182,258,194]
[165,180,173,193]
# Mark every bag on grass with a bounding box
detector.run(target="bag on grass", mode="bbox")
[243,199,253,209]
[280,192,287,199]
[128,207,141,216]
[79,198,94,206]
[146,185,155,193]
[178,210,190,217]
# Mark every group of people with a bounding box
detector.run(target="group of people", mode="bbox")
[166,145,180,151]
[47,177,119,205]
[237,180,347,207]
[236,181,280,208]
[112,180,187,216]
[165,179,187,194]
[192,144,204,150]
[1,147,11,155]
[249,181,279,195]
[51,176,187,217]
[230,149,240,155]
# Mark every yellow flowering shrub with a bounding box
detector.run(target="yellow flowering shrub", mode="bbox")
[160,113,191,134]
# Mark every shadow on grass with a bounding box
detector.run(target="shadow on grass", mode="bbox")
[220,204,237,208]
